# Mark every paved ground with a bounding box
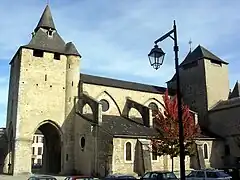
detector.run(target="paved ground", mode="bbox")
[0,174,66,180]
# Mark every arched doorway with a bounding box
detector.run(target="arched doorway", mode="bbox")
[32,121,62,174]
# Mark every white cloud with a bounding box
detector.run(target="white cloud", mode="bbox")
[0,0,240,126]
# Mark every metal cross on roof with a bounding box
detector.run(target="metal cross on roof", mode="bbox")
[189,39,192,52]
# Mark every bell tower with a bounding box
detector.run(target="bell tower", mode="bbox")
[4,5,81,175]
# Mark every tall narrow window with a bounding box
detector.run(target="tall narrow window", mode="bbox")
[125,142,132,161]
[203,144,208,159]
[45,74,47,81]
[32,147,35,155]
[38,147,42,155]
[72,81,74,86]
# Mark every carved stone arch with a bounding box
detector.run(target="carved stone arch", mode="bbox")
[32,120,62,174]
[96,90,121,115]
[33,120,63,138]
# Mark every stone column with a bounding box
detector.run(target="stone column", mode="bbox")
[13,138,32,175]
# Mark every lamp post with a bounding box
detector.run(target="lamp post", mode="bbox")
[148,20,186,180]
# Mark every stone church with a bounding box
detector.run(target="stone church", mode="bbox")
[0,5,239,177]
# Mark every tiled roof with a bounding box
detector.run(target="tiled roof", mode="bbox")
[23,28,66,54]
[80,114,159,138]
[80,73,166,94]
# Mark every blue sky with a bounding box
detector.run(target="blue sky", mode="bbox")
[0,0,240,127]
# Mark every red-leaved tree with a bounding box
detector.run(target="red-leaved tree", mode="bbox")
[151,89,200,172]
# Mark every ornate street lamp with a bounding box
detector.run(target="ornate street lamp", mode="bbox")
[148,44,165,70]
[148,20,186,180]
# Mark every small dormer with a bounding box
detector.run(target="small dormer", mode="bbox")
[47,28,54,37]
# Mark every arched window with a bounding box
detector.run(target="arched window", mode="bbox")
[148,102,158,111]
[99,99,110,112]
[203,144,208,159]
[125,142,132,161]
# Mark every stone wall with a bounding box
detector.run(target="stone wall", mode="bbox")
[209,106,240,168]
[7,47,80,175]
[112,138,192,177]
[82,83,165,117]
[167,58,229,128]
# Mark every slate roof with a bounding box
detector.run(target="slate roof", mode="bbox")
[80,73,166,94]
[24,28,66,54]
[196,129,222,139]
[181,45,228,66]
[34,5,56,32]
[167,45,228,83]
[229,81,240,99]
[22,5,80,57]
[209,97,240,112]
[80,114,159,138]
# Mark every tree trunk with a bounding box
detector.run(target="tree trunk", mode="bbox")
[171,156,174,172]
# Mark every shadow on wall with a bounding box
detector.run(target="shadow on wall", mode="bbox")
[133,140,144,176]
[0,130,8,174]
[209,140,224,169]
[0,124,14,175]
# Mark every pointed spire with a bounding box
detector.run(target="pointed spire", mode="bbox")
[34,5,56,32]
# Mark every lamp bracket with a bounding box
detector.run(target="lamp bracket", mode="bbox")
[154,29,174,44]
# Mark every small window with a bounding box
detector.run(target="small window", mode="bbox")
[81,137,85,149]
[54,53,61,60]
[66,154,68,161]
[32,147,35,155]
[36,136,38,143]
[125,142,132,161]
[45,74,47,81]
[210,60,222,66]
[99,99,110,112]
[69,64,71,68]
[148,102,158,111]
[152,145,158,160]
[37,147,42,155]
[72,81,74,86]
[48,30,53,36]
[33,49,44,57]
[203,144,208,159]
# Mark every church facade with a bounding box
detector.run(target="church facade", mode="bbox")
[0,5,239,177]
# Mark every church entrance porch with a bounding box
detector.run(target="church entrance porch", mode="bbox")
[31,122,62,175]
